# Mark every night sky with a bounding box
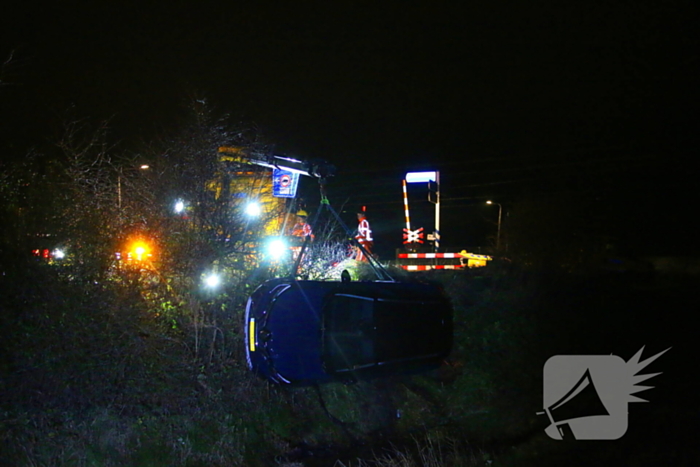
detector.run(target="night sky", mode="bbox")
[2,1,697,257]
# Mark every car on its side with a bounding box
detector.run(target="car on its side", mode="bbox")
[244,277,453,385]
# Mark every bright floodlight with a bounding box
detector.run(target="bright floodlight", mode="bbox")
[245,202,262,217]
[204,273,221,288]
[174,200,185,213]
[486,200,493,205]
[267,238,288,259]
[405,171,437,183]
[53,249,65,259]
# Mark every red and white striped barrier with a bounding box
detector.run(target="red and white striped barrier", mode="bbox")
[400,264,465,271]
[396,250,492,270]
[397,252,492,260]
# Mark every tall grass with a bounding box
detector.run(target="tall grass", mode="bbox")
[0,258,524,466]
[3,255,689,465]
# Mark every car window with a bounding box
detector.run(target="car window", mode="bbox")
[323,292,451,373]
[323,294,376,372]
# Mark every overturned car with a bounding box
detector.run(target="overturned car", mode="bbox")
[245,278,453,385]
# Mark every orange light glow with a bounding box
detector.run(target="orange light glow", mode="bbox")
[128,240,152,261]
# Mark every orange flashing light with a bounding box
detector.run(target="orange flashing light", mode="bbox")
[127,239,153,262]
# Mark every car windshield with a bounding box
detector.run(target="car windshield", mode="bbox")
[323,293,450,373]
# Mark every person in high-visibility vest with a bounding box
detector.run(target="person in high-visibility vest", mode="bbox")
[290,210,313,239]
[290,210,313,260]
[355,209,373,262]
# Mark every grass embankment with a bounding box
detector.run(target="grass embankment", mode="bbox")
[1,258,696,466]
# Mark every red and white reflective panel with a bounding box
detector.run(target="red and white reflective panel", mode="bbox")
[400,265,466,271]
[397,252,492,260]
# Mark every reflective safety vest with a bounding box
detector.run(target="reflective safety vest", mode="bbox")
[356,218,373,243]
[291,222,313,238]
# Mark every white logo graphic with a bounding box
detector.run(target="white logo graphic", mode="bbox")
[539,346,670,440]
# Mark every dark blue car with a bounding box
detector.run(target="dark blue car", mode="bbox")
[245,278,453,385]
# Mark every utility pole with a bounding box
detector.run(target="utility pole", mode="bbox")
[486,200,502,251]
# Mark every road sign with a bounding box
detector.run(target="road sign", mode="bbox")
[272,168,300,198]
[403,227,424,244]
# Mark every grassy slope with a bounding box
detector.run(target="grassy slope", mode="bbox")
[1,259,697,466]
